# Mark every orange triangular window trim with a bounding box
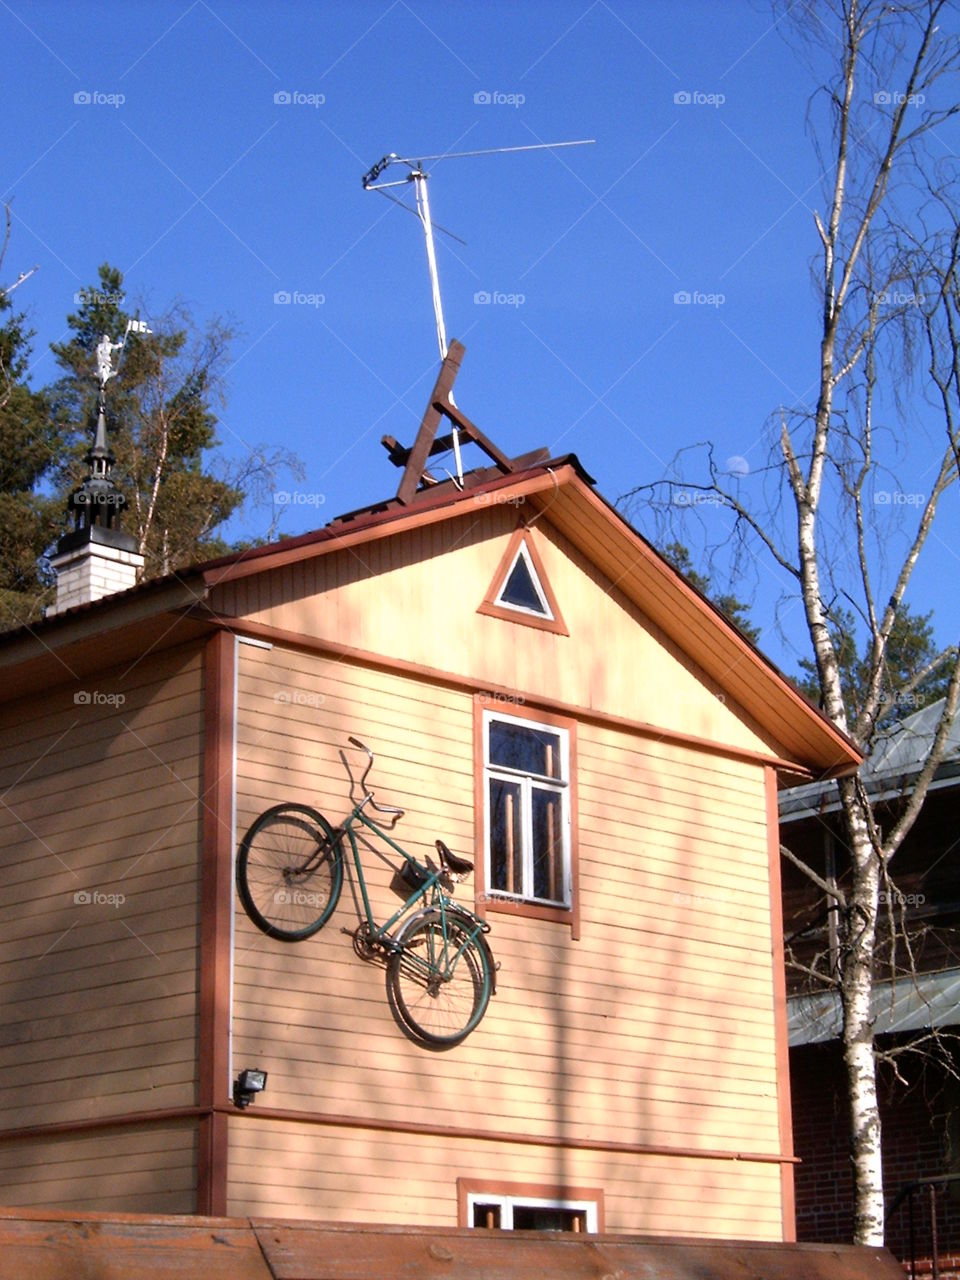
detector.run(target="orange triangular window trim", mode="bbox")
[477,527,568,636]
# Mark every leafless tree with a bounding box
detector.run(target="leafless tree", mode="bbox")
[624,0,960,1245]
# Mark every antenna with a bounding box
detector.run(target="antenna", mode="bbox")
[0,264,39,300]
[362,139,594,483]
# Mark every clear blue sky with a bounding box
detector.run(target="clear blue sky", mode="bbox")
[3,0,958,672]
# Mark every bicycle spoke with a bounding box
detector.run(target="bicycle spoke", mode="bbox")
[237,805,343,941]
[387,911,490,1045]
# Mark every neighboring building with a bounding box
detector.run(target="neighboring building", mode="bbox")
[0,345,860,1238]
[781,699,960,1263]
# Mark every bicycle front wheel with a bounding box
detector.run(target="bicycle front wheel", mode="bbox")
[237,803,343,941]
[387,909,491,1046]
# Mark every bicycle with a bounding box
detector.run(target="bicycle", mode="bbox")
[236,737,496,1046]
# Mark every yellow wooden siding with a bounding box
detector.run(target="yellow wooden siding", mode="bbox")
[0,644,204,1133]
[232,643,782,1231]
[226,1119,783,1239]
[213,508,782,759]
[0,1123,196,1212]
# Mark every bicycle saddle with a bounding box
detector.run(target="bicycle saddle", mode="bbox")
[436,839,473,875]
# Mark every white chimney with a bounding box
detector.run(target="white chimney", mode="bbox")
[46,397,144,617]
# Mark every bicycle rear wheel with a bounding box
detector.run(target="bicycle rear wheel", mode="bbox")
[387,909,491,1046]
[237,803,343,941]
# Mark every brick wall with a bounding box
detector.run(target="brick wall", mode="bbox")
[791,1042,960,1263]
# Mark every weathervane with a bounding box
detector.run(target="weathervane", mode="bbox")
[96,318,151,393]
[362,140,594,484]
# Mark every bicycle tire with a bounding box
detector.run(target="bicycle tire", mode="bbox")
[237,803,343,941]
[386,909,492,1046]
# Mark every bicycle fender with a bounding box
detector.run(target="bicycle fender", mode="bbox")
[394,905,498,996]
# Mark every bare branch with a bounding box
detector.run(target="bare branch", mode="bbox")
[781,841,848,906]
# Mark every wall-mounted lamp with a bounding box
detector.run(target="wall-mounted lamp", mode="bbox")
[233,1067,268,1109]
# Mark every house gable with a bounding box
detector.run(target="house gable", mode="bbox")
[208,500,784,763]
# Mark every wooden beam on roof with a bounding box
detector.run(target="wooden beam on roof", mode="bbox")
[397,341,465,505]
[395,339,523,504]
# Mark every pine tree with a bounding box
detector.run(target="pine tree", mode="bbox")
[0,219,60,630]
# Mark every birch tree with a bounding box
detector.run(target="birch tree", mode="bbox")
[624,0,960,1244]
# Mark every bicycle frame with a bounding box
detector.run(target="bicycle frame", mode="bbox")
[333,797,485,971]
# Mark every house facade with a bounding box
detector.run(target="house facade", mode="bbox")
[781,700,960,1262]
[0,357,861,1237]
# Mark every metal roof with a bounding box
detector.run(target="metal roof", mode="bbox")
[780,696,960,822]
[788,968,960,1046]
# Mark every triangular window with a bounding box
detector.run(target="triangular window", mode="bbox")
[498,544,552,618]
[478,528,568,636]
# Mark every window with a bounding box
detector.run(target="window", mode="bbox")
[496,542,553,619]
[476,704,578,934]
[477,528,568,635]
[459,1180,603,1232]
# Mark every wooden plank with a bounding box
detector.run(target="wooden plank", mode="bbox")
[250,1221,905,1280]
[0,1210,270,1280]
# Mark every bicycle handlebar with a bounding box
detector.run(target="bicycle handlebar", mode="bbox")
[348,736,405,819]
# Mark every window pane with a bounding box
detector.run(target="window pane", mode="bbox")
[532,788,564,902]
[489,778,522,894]
[472,1203,502,1228]
[512,1205,582,1231]
[489,720,561,780]
[500,551,547,614]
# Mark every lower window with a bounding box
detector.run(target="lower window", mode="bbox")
[459,1179,602,1233]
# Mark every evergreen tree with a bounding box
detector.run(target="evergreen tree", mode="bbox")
[795,604,951,725]
[659,541,760,645]
[0,225,60,630]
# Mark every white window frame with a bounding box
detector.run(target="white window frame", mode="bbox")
[494,541,555,621]
[467,1191,599,1232]
[482,709,571,909]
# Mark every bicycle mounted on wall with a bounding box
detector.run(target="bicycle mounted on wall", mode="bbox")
[236,737,497,1046]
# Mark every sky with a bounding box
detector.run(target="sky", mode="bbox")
[3,0,958,673]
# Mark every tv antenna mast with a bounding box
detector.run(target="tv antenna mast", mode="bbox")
[362,139,594,482]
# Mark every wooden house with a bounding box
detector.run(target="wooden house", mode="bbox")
[0,343,860,1239]
[782,699,960,1264]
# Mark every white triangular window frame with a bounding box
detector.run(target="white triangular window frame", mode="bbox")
[495,541,554,620]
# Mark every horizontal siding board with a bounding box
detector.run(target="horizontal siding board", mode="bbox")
[231,642,784,1232]
[0,646,204,1142]
[226,1119,783,1238]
